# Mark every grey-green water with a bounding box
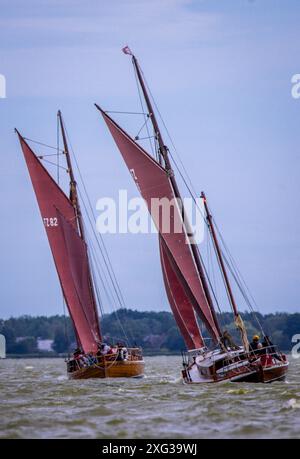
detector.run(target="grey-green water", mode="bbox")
[0,356,299,439]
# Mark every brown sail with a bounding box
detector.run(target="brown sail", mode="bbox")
[159,236,204,349]
[96,49,289,384]
[17,132,101,353]
[96,106,220,343]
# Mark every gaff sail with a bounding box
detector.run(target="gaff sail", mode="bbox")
[17,133,101,353]
[97,107,220,343]
[159,236,204,349]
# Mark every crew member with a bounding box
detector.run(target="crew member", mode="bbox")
[250,335,262,355]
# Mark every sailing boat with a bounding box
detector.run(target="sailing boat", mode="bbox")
[95,47,288,383]
[16,111,144,380]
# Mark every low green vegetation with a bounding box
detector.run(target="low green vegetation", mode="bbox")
[0,309,298,355]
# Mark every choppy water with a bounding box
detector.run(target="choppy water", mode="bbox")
[0,355,299,439]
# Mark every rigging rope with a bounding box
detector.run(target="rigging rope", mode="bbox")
[134,115,151,140]
[61,122,135,344]
[140,67,264,331]
[38,158,67,171]
[56,117,70,351]
[77,185,133,345]
[86,224,132,346]
[64,125,129,309]
[24,137,65,153]
[57,114,60,184]
[205,226,226,329]
[133,61,156,160]
[215,220,264,317]
[220,246,265,334]
[105,110,148,116]
[140,68,199,196]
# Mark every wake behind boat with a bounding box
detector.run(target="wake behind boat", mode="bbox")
[16,111,144,379]
[95,47,288,384]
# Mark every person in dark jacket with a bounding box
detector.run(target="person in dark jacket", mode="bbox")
[262,335,282,360]
[249,335,262,355]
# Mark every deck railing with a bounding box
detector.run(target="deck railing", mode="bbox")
[67,346,144,372]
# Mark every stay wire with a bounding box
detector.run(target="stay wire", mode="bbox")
[77,186,133,344]
[63,123,123,299]
[137,63,227,328]
[24,137,65,153]
[57,119,69,351]
[61,121,134,344]
[82,212,131,344]
[133,60,156,159]
[141,68,264,329]
[63,123,130,314]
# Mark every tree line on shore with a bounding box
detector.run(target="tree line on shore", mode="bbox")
[0,309,299,355]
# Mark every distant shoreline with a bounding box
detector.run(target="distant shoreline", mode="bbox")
[1,309,297,356]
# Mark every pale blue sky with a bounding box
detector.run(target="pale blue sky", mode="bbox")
[0,0,299,318]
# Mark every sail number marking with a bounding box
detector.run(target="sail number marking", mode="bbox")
[43,217,58,227]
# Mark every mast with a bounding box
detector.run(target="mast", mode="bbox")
[201,191,239,318]
[127,49,222,337]
[57,110,101,342]
[57,110,85,241]
[17,128,102,351]
[131,54,170,170]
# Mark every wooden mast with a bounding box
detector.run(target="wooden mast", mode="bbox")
[129,51,222,338]
[201,191,239,317]
[57,110,85,241]
[57,110,101,341]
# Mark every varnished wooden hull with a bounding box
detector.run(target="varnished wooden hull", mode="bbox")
[68,359,145,380]
[232,362,289,383]
[182,347,289,384]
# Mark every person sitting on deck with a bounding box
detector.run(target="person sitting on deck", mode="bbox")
[80,354,89,366]
[220,330,240,351]
[249,335,263,355]
[100,343,110,355]
[116,342,128,361]
[86,353,96,365]
[107,345,118,359]
[96,343,110,363]
[262,335,282,361]
[110,345,118,354]
[73,348,87,368]
[73,347,81,357]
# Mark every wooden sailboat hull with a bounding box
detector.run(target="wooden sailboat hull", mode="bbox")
[182,348,289,384]
[183,363,289,384]
[232,362,289,383]
[68,359,145,380]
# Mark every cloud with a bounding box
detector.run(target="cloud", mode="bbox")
[0,0,297,101]
[0,1,220,47]
[0,1,224,98]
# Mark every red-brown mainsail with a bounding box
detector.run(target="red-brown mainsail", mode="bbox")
[95,105,220,347]
[159,236,204,349]
[16,132,101,353]
[16,111,145,380]
[95,49,289,383]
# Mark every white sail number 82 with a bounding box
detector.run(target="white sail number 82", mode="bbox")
[43,217,58,227]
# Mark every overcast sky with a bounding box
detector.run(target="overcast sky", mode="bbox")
[0,0,299,319]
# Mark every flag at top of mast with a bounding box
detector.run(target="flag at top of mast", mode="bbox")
[122,45,133,56]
